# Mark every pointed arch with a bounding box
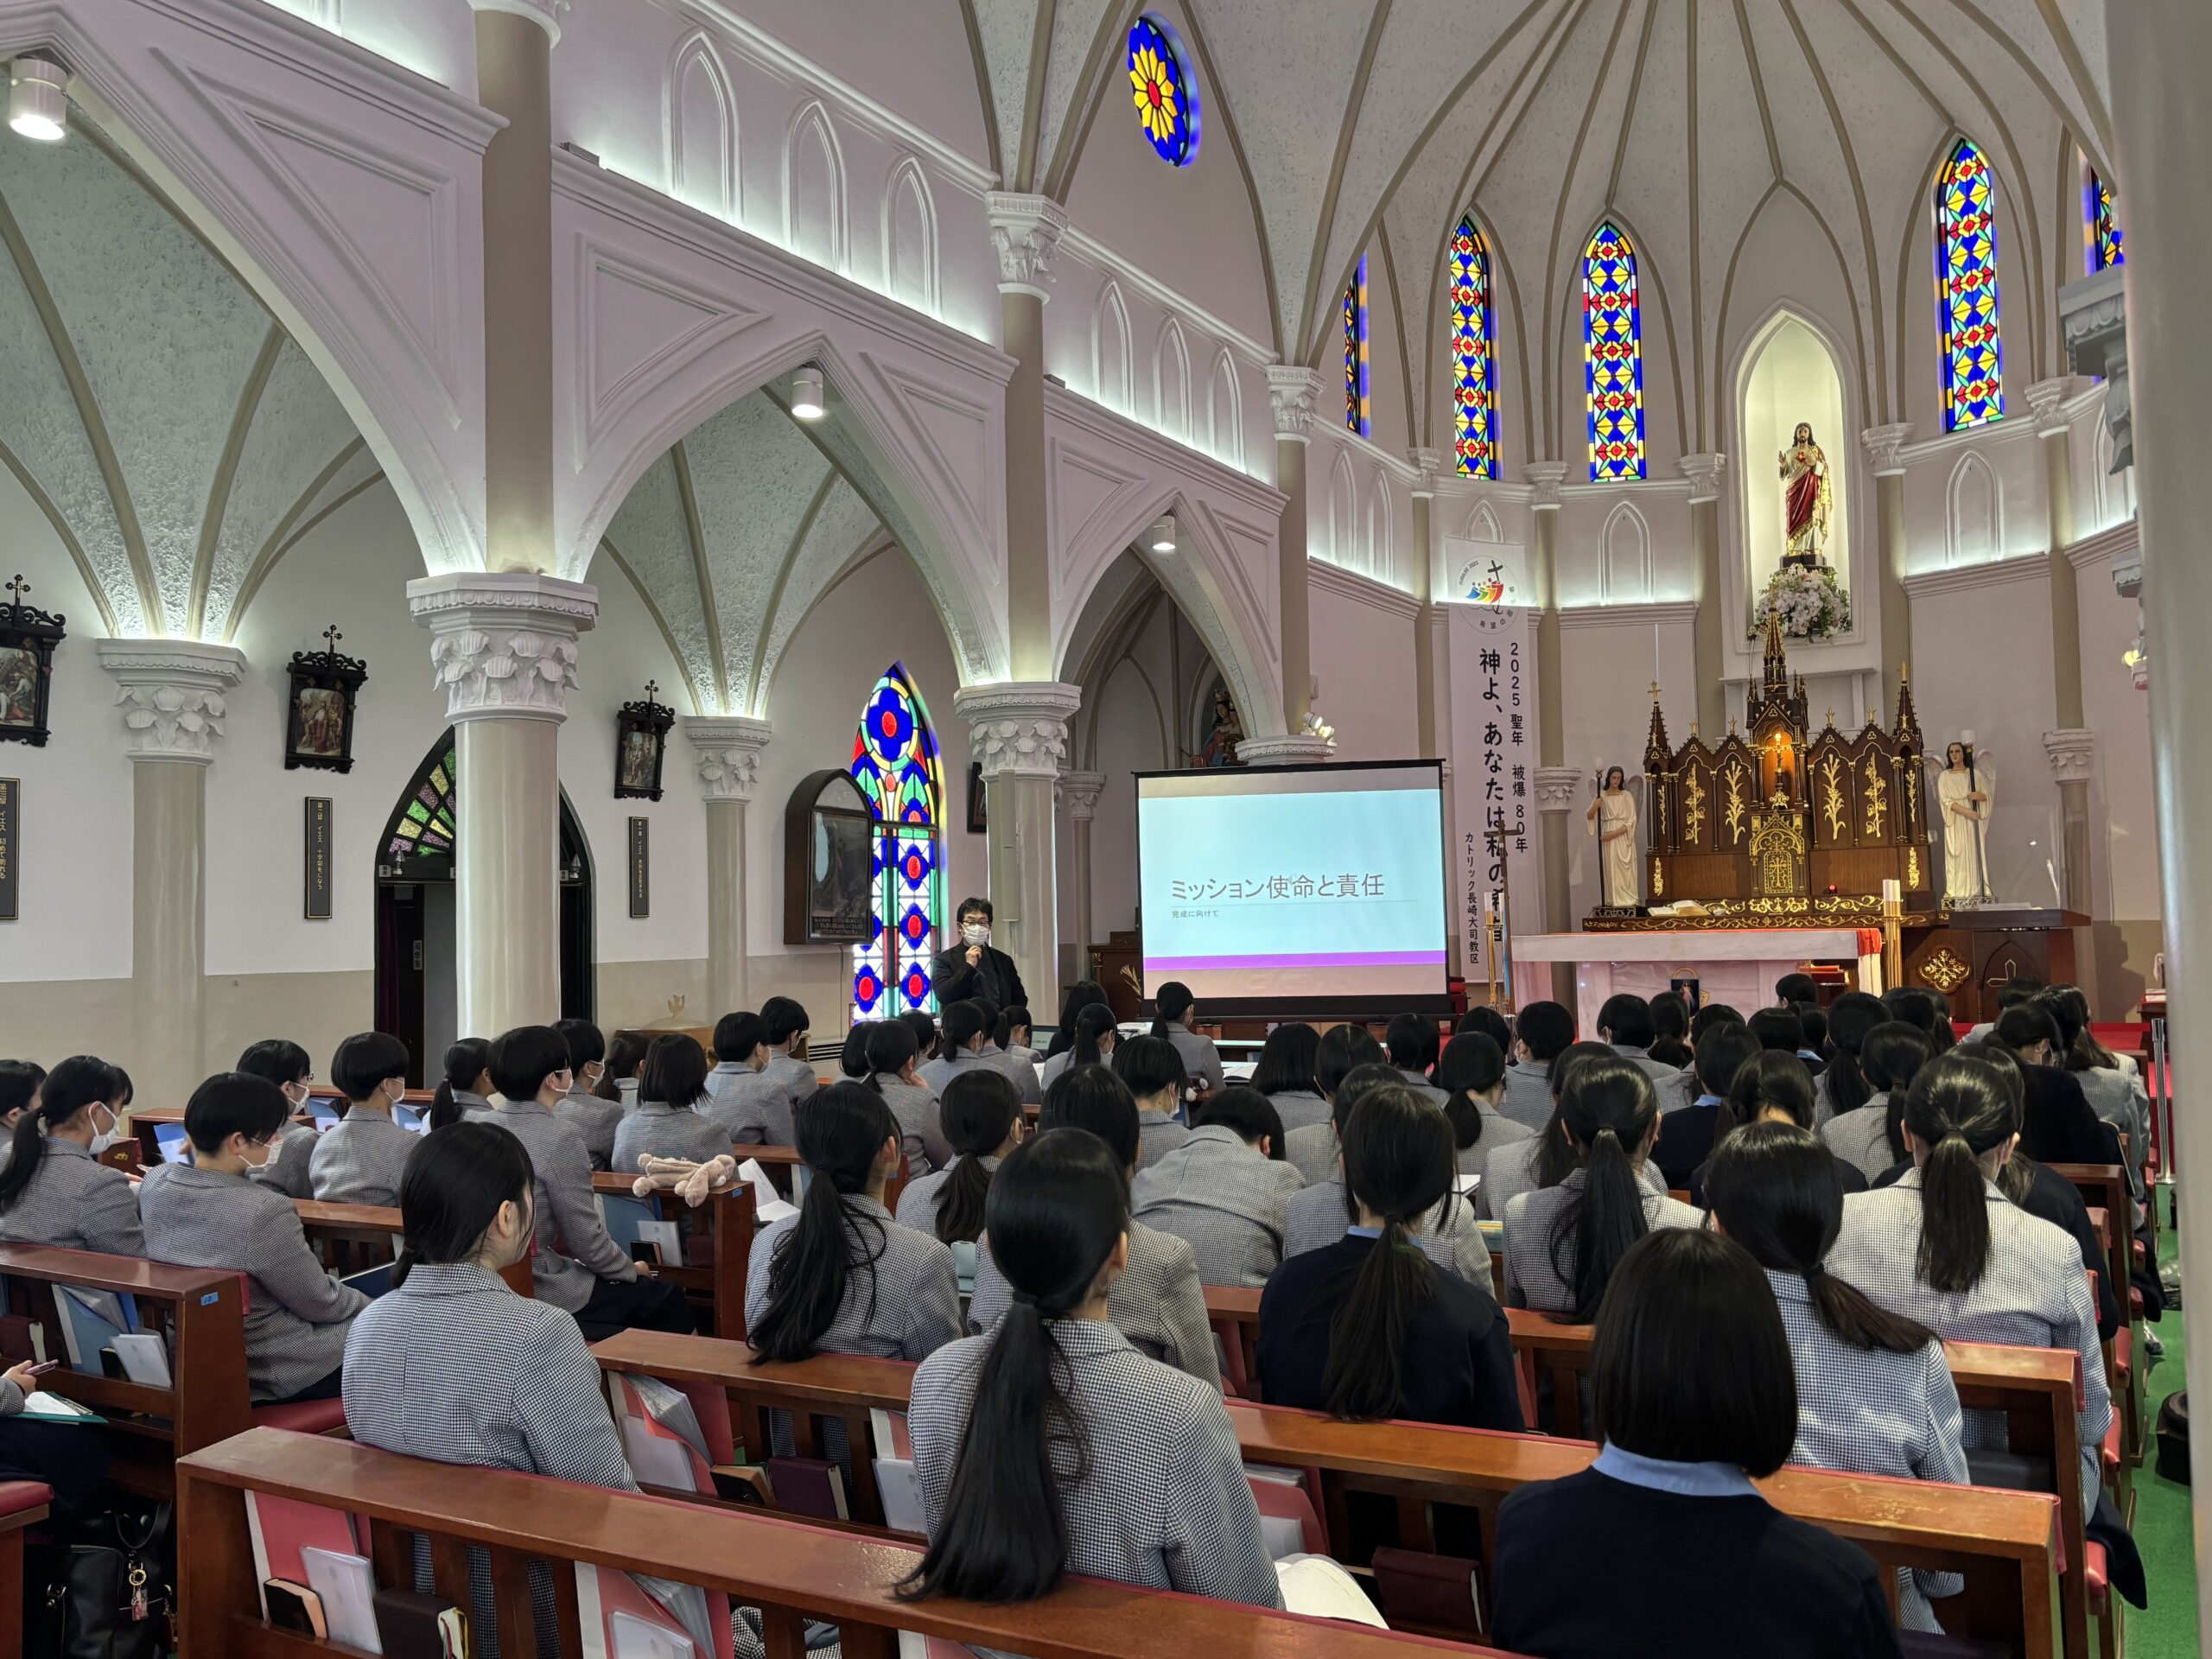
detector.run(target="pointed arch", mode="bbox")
[1945,450,2002,567]
[784,100,849,273]
[1343,253,1371,438]
[2084,163,2125,274]
[1936,138,2005,430]
[1448,213,1499,479]
[881,155,938,315]
[1600,501,1652,603]
[1464,499,1503,543]
[847,661,945,1020]
[1583,220,1645,480]
[1328,448,1358,569]
[1365,470,1395,584]
[667,30,739,222]
[2092,416,2134,529]
[1206,347,1243,471]
[1153,318,1193,443]
[1091,281,1133,414]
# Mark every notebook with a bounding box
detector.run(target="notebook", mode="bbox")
[54,1285,137,1376]
[301,1546,382,1652]
[111,1331,171,1387]
[342,1263,395,1300]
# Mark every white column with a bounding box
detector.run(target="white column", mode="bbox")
[1863,424,1915,714]
[1058,770,1108,984]
[953,682,1081,1013]
[1408,448,1443,758]
[1267,367,1324,737]
[2103,0,2212,1594]
[98,639,246,1110]
[684,715,772,1021]
[1680,454,1728,738]
[986,194,1069,683]
[407,572,596,1037]
[1527,463,1574,1002]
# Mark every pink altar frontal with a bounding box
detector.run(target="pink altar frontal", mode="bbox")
[1510,927,1885,1033]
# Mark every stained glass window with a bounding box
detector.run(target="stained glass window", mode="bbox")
[1128,16,1198,168]
[382,741,457,874]
[1936,139,2005,430]
[1450,215,1497,479]
[849,663,945,1021]
[2086,167,2125,272]
[1583,221,1644,480]
[1344,254,1370,438]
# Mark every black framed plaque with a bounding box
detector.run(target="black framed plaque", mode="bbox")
[628,816,650,918]
[304,797,334,920]
[0,778,17,920]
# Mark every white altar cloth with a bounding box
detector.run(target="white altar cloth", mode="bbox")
[1511,928,1883,1033]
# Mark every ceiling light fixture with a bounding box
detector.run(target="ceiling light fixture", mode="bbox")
[9,58,66,143]
[1149,514,1178,553]
[790,366,826,421]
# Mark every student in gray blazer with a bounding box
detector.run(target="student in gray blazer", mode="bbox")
[1596,993,1697,1114]
[759,997,821,1116]
[916,1001,1003,1121]
[479,1027,695,1342]
[0,1055,143,1256]
[235,1039,320,1200]
[1385,1013,1450,1105]
[138,1072,369,1402]
[1501,1001,1576,1129]
[553,1020,622,1170]
[1250,1022,1331,1134]
[1438,1033,1535,1177]
[1283,1026,1390,1184]
[611,1035,732,1173]
[311,1032,420,1208]
[702,1011,793,1147]
[895,1069,1020,1241]
[1039,1004,1118,1094]
[1148,982,1226,1099]
[1130,1089,1301,1287]
[1113,1036,1192,1171]
[864,1019,951,1173]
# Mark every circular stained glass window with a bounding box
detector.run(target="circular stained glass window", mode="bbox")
[1128,15,1199,167]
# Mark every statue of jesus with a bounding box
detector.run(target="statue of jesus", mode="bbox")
[1777,422,1832,569]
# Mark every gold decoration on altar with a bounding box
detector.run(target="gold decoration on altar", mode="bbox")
[1819,752,1847,840]
[1681,769,1707,843]
[1919,946,1970,994]
[1907,844,1920,888]
[1651,856,1664,898]
[1723,763,1748,843]
[1749,806,1808,897]
[1863,753,1888,838]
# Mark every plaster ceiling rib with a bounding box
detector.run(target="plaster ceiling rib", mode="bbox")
[1775,0,1891,423]
[1603,0,1660,206]
[187,324,284,639]
[2026,0,2112,171]
[1013,0,1058,192]
[223,442,380,641]
[1945,0,2109,180]
[1373,219,1418,445]
[1709,181,1872,450]
[747,467,839,715]
[1729,0,1784,184]
[0,440,118,633]
[0,185,160,634]
[596,534,707,715]
[1535,0,1636,461]
[1684,0,1703,449]
[669,439,730,714]
[1037,0,1141,203]
[954,0,1007,181]
[1290,0,1394,369]
[1161,3,1285,358]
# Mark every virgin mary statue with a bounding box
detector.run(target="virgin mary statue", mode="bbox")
[1778,423,1832,569]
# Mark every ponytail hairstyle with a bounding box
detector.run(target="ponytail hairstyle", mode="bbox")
[748,1082,901,1363]
[429,1038,493,1129]
[1547,1054,1662,1319]
[2031,987,2090,1073]
[1706,1122,1939,1353]
[1899,1052,2020,1294]
[1147,981,1195,1039]
[1324,1084,1449,1420]
[1046,982,1109,1059]
[1436,1033,1505,1154]
[1717,1050,1815,1143]
[940,1000,990,1056]
[1960,1042,2040,1206]
[898,1128,1130,1604]
[598,1032,647,1103]
[1531,1039,1619,1190]
[0,1055,121,1207]
[391,1119,535,1288]
[1924,989,1958,1052]
[1819,992,1887,1117]
[840,1021,880,1081]
[1110,1034,1185,1111]
[1249,1022,1320,1098]
[994,1006,1032,1052]
[1066,1003,1118,1069]
[1315,1024,1387,1102]
[863,1019,921,1093]
[1860,1021,1932,1164]
[934,1069,1021,1244]
[1993,1001,2063,1064]
[899,1010,941,1064]
[2044,985,2119,1071]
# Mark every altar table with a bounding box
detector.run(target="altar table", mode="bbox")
[1511,927,1885,1033]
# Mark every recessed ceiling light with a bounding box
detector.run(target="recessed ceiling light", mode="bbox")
[9,59,66,143]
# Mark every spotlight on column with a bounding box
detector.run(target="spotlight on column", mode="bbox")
[9,59,67,143]
[790,365,826,421]
[1149,514,1178,553]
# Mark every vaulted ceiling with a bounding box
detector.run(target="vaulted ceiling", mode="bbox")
[969,0,2112,441]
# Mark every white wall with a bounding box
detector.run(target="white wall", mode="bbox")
[1308,564,1418,761]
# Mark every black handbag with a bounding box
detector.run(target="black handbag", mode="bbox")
[28,1502,172,1659]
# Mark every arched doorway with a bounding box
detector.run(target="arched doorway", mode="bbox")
[372,732,595,1083]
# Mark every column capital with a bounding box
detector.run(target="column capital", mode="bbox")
[2060,268,2130,472]
[1523,461,1569,512]
[1861,423,1915,477]
[985,193,1069,301]
[468,0,568,43]
[1266,366,1325,443]
[2043,728,2099,781]
[1534,766,1585,811]
[407,571,598,725]
[1408,448,1446,497]
[97,639,246,764]
[953,681,1081,778]
[683,715,772,803]
[2025,377,2078,437]
[1236,734,1333,765]
[1058,769,1109,821]
[1678,452,1727,504]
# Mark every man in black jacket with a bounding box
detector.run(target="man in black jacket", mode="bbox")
[931,894,1026,1017]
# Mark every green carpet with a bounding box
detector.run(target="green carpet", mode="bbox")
[2126,1186,2196,1657]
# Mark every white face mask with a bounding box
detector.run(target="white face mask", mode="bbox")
[961,922,991,947]
[86,1104,122,1157]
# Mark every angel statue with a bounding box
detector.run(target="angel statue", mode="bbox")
[1936,739,1993,904]
[1585,765,1641,906]
[1778,422,1833,569]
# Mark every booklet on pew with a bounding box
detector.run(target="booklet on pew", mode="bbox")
[301,1546,383,1653]
[111,1331,171,1388]
[16,1391,100,1423]
[1273,1555,1388,1629]
[574,1562,728,1659]
[735,1160,798,1224]
[54,1285,138,1376]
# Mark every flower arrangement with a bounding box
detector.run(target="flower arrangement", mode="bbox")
[1750,564,1853,642]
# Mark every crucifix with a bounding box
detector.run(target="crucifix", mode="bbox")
[321,625,343,654]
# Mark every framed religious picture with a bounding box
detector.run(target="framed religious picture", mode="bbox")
[284,626,369,772]
[0,575,65,747]
[783,769,874,944]
[966,760,987,833]
[614,682,675,802]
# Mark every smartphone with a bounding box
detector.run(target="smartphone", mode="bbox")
[627,1240,663,1268]
[22,1360,58,1377]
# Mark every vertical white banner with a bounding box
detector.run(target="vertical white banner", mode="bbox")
[1447,601,1541,999]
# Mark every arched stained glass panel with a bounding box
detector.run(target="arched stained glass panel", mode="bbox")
[1344,254,1370,438]
[1937,140,2005,430]
[849,663,944,1020]
[1583,221,1644,480]
[382,741,457,874]
[2086,168,2125,272]
[1450,216,1498,479]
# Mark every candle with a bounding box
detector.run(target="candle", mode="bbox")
[1883,878,1901,905]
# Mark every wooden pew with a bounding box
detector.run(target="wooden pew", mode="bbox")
[590,1173,756,1341]
[290,1200,536,1299]
[1203,1285,1262,1399]
[181,1427,1497,1659]
[0,1481,48,1659]
[588,1332,2062,1659]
